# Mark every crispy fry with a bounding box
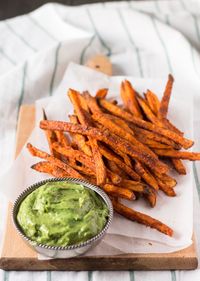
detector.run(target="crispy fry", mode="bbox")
[121,80,143,118]
[92,112,157,158]
[158,74,174,118]
[132,126,179,149]
[171,159,186,175]
[69,115,92,156]
[95,88,108,99]
[27,143,83,179]
[137,96,164,127]
[144,190,157,207]
[99,99,193,149]
[40,120,169,174]
[55,131,69,147]
[153,171,177,188]
[155,177,176,197]
[52,142,95,171]
[83,91,102,114]
[145,90,160,115]
[134,132,172,149]
[68,89,107,185]
[106,159,128,178]
[99,144,140,180]
[103,184,135,200]
[43,109,57,155]
[134,161,159,190]
[104,113,133,134]
[112,200,173,236]
[106,168,122,185]
[120,179,151,194]
[31,161,69,178]
[153,149,200,161]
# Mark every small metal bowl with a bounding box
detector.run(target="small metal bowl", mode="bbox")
[12,178,113,259]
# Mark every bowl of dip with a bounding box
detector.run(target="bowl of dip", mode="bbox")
[12,178,113,258]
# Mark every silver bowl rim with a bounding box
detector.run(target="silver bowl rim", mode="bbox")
[12,177,113,251]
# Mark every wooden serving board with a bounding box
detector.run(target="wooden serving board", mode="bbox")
[0,105,198,271]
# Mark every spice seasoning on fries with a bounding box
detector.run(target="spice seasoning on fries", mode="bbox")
[27,75,200,237]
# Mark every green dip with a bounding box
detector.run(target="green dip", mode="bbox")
[17,182,109,247]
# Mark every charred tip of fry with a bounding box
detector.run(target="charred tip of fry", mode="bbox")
[168,74,174,82]
[42,109,48,120]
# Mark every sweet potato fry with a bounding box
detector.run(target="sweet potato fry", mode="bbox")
[103,184,135,200]
[31,161,69,178]
[27,143,84,179]
[55,131,69,147]
[155,176,176,197]
[99,144,140,180]
[95,88,108,99]
[83,91,102,114]
[132,126,179,149]
[134,132,172,149]
[121,80,143,118]
[120,179,151,194]
[106,159,128,178]
[145,90,160,115]
[106,168,122,185]
[40,120,169,174]
[99,99,193,149]
[104,113,133,134]
[134,161,159,190]
[153,149,200,161]
[171,159,186,175]
[92,112,157,158]
[68,89,107,185]
[112,200,173,236]
[42,109,57,155]
[158,74,174,118]
[144,189,157,207]
[153,171,177,188]
[137,96,164,127]
[69,115,92,156]
[52,142,95,171]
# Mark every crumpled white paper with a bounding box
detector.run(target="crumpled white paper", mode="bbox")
[0,63,193,256]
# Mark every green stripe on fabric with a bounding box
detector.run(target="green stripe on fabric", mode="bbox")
[0,48,16,65]
[129,271,135,281]
[193,162,200,201]
[46,271,52,281]
[28,15,57,42]
[171,270,176,281]
[117,9,144,77]
[17,61,28,117]
[49,42,61,96]
[4,21,37,52]
[151,16,173,73]
[88,271,93,281]
[80,35,95,64]
[86,8,111,57]
[3,271,9,281]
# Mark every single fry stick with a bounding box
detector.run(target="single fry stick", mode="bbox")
[31,161,69,178]
[106,114,133,134]
[134,161,159,190]
[40,120,169,174]
[95,88,108,99]
[134,132,172,149]
[145,90,160,115]
[120,179,151,194]
[137,96,164,127]
[103,184,135,200]
[83,91,102,114]
[155,176,176,197]
[27,143,84,179]
[99,99,193,149]
[106,159,128,178]
[153,149,200,161]
[144,190,157,207]
[55,131,69,147]
[171,159,187,175]
[69,115,92,156]
[153,171,177,188]
[158,74,174,118]
[112,200,173,236]
[121,80,143,118]
[99,144,140,180]
[106,168,122,185]
[42,109,57,155]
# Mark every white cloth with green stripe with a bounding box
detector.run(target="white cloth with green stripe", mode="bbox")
[0,0,200,279]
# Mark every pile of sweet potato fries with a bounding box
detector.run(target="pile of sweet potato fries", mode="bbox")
[27,75,200,237]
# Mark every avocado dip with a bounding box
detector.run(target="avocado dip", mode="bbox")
[17,182,109,247]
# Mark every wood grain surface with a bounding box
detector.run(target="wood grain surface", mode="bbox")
[0,104,198,270]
